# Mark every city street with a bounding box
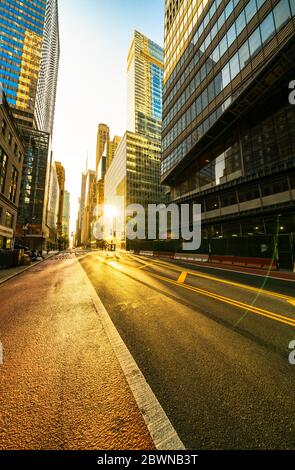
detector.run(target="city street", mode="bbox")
[0,250,295,450]
[79,251,295,450]
[0,253,154,450]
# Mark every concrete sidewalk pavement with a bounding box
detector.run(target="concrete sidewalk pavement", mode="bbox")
[0,254,155,450]
[0,251,59,285]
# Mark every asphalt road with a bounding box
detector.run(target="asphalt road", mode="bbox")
[80,251,295,450]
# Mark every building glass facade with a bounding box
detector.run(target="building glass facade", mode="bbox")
[162,0,295,267]
[105,131,167,248]
[127,31,164,142]
[0,0,59,133]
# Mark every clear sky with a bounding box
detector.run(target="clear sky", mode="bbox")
[52,0,165,232]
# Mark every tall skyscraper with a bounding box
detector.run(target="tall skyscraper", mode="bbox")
[127,31,163,142]
[0,0,60,251]
[62,190,70,239]
[106,136,121,171]
[0,0,60,133]
[80,170,96,247]
[162,0,295,268]
[55,161,65,241]
[104,31,167,249]
[96,123,110,176]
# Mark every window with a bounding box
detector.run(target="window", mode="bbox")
[260,12,276,44]
[273,0,291,30]
[221,62,231,89]
[220,191,237,207]
[224,0,234,19]
[0,146,8,193]
[219,36,228,57]
[1,119,6,135]
[227,23,237,48]
[245,0,257,23]
[239,41,250,68]
[261,177,289,196]
[229,52,240,80]
[5,211,13,229]
[238,184,260,202]
[248,28,262,57]
[9,166,18,203]
[211,45,220,64]
[236,10,246,35]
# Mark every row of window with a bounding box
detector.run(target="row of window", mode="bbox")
[1,0,46,23]
[165,0,239,98]
[0,5,44,35]
[162,0,294,174]
[165,0,224,82]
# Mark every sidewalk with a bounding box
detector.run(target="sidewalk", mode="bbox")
[0,252,59,284]
[0,255,154,450]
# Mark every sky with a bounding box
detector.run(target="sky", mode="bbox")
[52,0,165,233]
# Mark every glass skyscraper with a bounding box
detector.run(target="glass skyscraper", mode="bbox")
[162,0,295,268]
[104,31,167,249]
[127,30,164,142]
[0,0,59,134]
[0,0,60,251]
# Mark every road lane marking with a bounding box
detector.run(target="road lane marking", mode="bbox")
[177,272,187,284]
[138,262,154,270]
[107,258,295,328]
[131,256,295,304]
[78,260,185,451]
[144,271,295,328]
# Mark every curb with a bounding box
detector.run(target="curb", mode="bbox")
[77,258,185,451]
[0,252,58,286]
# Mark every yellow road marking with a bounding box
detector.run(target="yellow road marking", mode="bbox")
[146,271,295,328]
[130,255,295,304]
[177,272,187,284]
[104,256,295,328]
[138,262,154,270]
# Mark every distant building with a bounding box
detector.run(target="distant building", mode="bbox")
[80,170,96,247]
[62,190,70,240]
[46,157,59,247]
[0,95,25,249]
[105,31,166,248]
[106,136,121,171]
[55,161,65,241]
[96,124,110,177]
[105,132,166,249]
[76,173,87,247]
[127,31,163,142]
[0,0,60,251]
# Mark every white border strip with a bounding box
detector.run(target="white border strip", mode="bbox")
[79,261,185,450]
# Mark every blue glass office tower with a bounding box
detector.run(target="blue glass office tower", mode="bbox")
[0,0,60,251]
[0,0,59,134]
